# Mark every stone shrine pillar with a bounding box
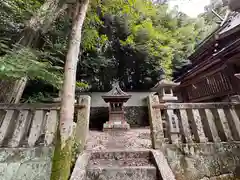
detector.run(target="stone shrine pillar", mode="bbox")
[233,73,240,102]
[151,79,180,144]
[102,82,131,131]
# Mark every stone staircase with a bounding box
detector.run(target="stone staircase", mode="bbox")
[86,150,159,180]
[70,129,176,180]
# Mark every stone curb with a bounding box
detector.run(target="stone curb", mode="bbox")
[151,150,176,180]
[70,152,90,180]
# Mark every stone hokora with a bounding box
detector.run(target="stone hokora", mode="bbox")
[102,82,131,131]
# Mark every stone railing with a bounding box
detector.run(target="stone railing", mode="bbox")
[0,103,61,180]
[0,99,89,180]
[148,95,240,148]
[0,103,62,148]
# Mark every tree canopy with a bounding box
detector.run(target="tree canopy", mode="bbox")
[0,0,223,101]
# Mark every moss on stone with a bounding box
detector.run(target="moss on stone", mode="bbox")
[71,125,80,170]
[51,128,73,180]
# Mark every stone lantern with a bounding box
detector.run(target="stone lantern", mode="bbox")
[151,78,181,144]
[151,79,180,103]
[102,82,131,131]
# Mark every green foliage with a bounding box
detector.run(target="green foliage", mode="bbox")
[0,0,42,50]
[76,81,88,88]
[0,0,65,100]
[0,0,41,21]
[200,0,227,27]
[77,0,205,89]
[0,47,63,88]
[0,0,214,98]
[22,92,51,103]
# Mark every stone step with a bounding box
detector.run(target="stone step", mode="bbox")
[88,158,153,167]
[85,150,159,180]
[89,150,153,160]
[86,166,157,180]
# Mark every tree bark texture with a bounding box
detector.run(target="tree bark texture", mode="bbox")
[51,0,90,179]
[0,0,67,103]
[60,0,89,149]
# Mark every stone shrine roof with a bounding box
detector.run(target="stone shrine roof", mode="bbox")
[151,79,180,91]
[102,82,131,102]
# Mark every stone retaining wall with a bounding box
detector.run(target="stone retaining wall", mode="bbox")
[78,92,151,129]
[0,104,60,180]
[90,107,149,129]
[0,147,54,180]
[162,142,240,180]
[200,173,235,180]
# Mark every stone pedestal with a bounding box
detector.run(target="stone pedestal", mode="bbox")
[103,120,130,130]
[103,104,130,131]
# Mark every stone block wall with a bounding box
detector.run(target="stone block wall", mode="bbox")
[0,147,54,180]
[77,92,152,129]
[162,142,240,180]
[125,106,149,127]
[89,106,149,129]
[89,107,108,130]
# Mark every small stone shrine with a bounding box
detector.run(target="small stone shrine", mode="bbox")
[102,82,132,131]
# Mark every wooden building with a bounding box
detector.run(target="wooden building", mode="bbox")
[175,13,240,102]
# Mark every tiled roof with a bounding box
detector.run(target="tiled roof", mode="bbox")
[219,12,240,35]
[175,12,240,82]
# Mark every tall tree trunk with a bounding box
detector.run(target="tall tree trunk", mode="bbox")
[51,0,90,179]
[0,0,67,103]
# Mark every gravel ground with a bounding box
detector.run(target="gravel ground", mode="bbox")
[86,127,152,151]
